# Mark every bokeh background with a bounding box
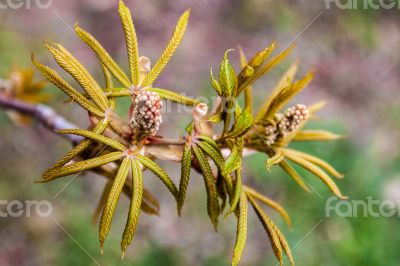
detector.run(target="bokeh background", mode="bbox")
[1,0,400,265]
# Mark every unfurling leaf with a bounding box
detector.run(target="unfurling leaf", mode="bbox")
[141,189,160,215]
[266,149,284,171]
[210,68,222,96]
[225,169,242,219]
[219,49,238,96]
[238,46,253,113]
[178,143,192,215]
[223,145,242,177]
[244,186,291,227]
[135,154,178,198]
[118,0,139,85]
[279,160,311,192]
[32,56,104,117]
[248,195,283,265]
[282,149,347,199]
[57,129,126,151]
[232,190,248,266]
[293,130,344,142]
[99,157,130,249]
[39,152,124,182]
[147,87,200,106]
[92,180,113,225]
[121,159,143,255]
[192,145,220,230]
[226,107,254,139]
[74,24,131,88]
[141,9,190,87]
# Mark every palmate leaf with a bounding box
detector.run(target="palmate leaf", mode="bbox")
[118,0,139,85]
[135,154,178,198]
[101,63,114,89]
[141,9,190,87]
[44,43,109,110]
[192,145,220,230]
[282,149,347,199]
[32,56,104,117]
[38,151,124,182]
[177,143,192,215]
[121,159,143,256]
[57,129,126,151]
[74,24,131,88]
[248,195,284,265]
[232,190,248,266]
[256,61,299,121]
[99,157,131,250]
[244,186,291,227]
[293,130,344,142]
[219,49,237,97]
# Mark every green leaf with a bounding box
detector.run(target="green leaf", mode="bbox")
[192,145,220,231]
[225,170,242,219]
[226,107,254,139]
[147,88,200,106]
[135,154,178,198]
[141,9,190,86]
[141,189,160,215]
[232,190,248,266]
[218,49,237,96]
[38,152,124,182]
[44,43,109,110]
[57,129,126,151]
[244,186,291,228]
[177,143,192,215]
[248,195,283,265]
[121,159,143,255]
[293,130,344,142]
[32,56,104,117]
[282,149,347,199]
[74,24,131,88]
[92,180,113,225]
[210,68,222,96]
[118,0,139,85]
[266,149,284,171]
[279,160,311,193]
[223,145,242,177]
[207,111,224,123]
[99,157,131,249]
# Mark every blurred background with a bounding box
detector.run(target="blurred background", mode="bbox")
[0,0,399,265]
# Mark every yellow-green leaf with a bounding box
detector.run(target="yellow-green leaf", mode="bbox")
[118,0,139,85]
[223,145,242,177]
[266,149,284,171]
[141,9,190,86]
[219,49,237,97]
[177,143,192,215]
[226,107,254,139]
[232,190,248,266]
[135,154,178,198]
[293,130,343,142]
[121,159,143,255]
[57,129,126,151]
[99,157,131,249]
[74,24,131,88]
[225,170,242,219]
[147,87,199,106]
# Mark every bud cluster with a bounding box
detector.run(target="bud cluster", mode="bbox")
[130,90,163,138]
[264,104,309,145]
